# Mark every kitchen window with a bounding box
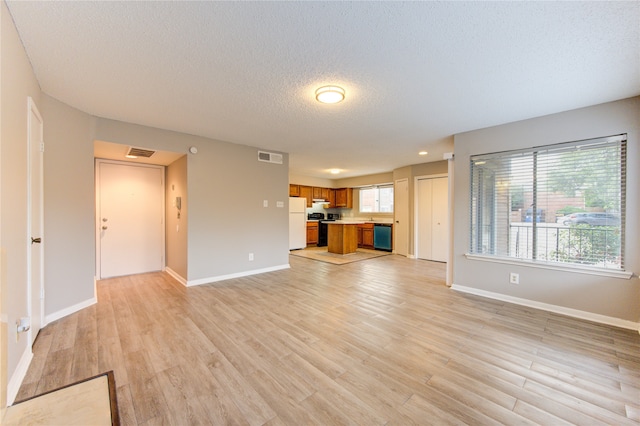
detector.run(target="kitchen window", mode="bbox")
[470,134,626,271]
[360,184,394,213]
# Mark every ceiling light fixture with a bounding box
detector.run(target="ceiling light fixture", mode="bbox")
[419,151,428,156]
[330,169,340,174]
[315,86,345,104]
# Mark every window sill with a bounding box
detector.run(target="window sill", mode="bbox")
[464,253,634,280]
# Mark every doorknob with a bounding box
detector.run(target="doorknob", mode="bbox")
[31,237,41,244]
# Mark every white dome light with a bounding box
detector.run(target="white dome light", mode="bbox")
[315,86,345,104]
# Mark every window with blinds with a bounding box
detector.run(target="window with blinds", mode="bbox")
[470,134,626,270]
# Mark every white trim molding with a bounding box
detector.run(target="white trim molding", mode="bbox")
[451,284,639,332]
[165,267,187,286]
[44,297,97,325]
[187,264,290,287]
[465,253,633,280]
[7,346,33,405]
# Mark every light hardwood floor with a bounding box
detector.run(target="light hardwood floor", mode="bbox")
[17,254,640,425]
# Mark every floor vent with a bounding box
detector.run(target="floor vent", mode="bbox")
[258,151,283,164]
[127,147,155,158]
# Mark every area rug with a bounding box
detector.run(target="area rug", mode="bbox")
[5,371,119,425]
[290,247,391,265]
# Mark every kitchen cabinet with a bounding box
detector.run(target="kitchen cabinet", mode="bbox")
[306,222,318,245]
[327,223,358,254]
[313,187,323,200]
[321,187,330,200]
[290,184,349,208]
[299,185,313,207]
[328,189,336,208]
[335,188,353,208]
[358,223,374,248]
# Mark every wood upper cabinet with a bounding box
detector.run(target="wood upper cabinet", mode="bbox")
[290,184,348,208]
[321,187,330,201]
[306,222,318,245]
[327,189,336,208]
[335,188,353,208]
[299,185,313,207]
[312,187,323,200]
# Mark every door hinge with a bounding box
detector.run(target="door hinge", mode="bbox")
[40,142,45,152]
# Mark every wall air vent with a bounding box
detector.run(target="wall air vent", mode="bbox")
[127,147,156,158]
[258,151,283,164]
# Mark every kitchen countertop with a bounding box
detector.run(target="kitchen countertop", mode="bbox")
[329,220,394,225]
[305,219,393,224]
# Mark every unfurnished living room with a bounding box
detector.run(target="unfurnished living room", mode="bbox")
[1,1,639,425]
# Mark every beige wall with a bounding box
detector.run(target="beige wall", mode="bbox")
[1,0,42,405]
[166,156,188,279]
[334,172,394,189]
[453,97,640,323]
[40,95,96,317]
[94,118,290,282]
[288,174,334,188]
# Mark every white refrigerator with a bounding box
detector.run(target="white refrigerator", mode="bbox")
[289,197,307,250]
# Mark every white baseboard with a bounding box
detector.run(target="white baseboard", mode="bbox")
[187,264,290,287]
[165,267,187,286]
[44,297,97,325]
[7,346,33,405]
[451,284,639,332]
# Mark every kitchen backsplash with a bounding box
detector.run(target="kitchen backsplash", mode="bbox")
[306,202,393,221]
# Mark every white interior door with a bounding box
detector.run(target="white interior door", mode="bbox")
[431,177,449,262]
[97,161,164,279]
[28,97,44,344]
[417,176,448,262]
[394,179,409,256]
[417,179,434,259]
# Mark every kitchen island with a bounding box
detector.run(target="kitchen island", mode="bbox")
[327,222,359,254]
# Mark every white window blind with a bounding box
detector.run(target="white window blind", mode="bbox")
[470,134,626,270]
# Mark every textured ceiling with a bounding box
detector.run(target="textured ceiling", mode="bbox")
[7,1,640,179]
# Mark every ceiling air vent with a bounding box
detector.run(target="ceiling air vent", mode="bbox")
[258,151,283,164]
[127,146,156,158]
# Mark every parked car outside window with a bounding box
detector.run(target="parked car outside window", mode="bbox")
[565,212,620,226]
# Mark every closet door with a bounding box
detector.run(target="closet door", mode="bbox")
[417,179,434,259]
[417,177,448,262]
[430,177,449,262]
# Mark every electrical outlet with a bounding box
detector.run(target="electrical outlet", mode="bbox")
[249,253,254,261]
[509,272,520,284]
[263,200,268,207]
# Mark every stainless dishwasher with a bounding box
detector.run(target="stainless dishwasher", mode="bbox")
[373,223,392,251]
